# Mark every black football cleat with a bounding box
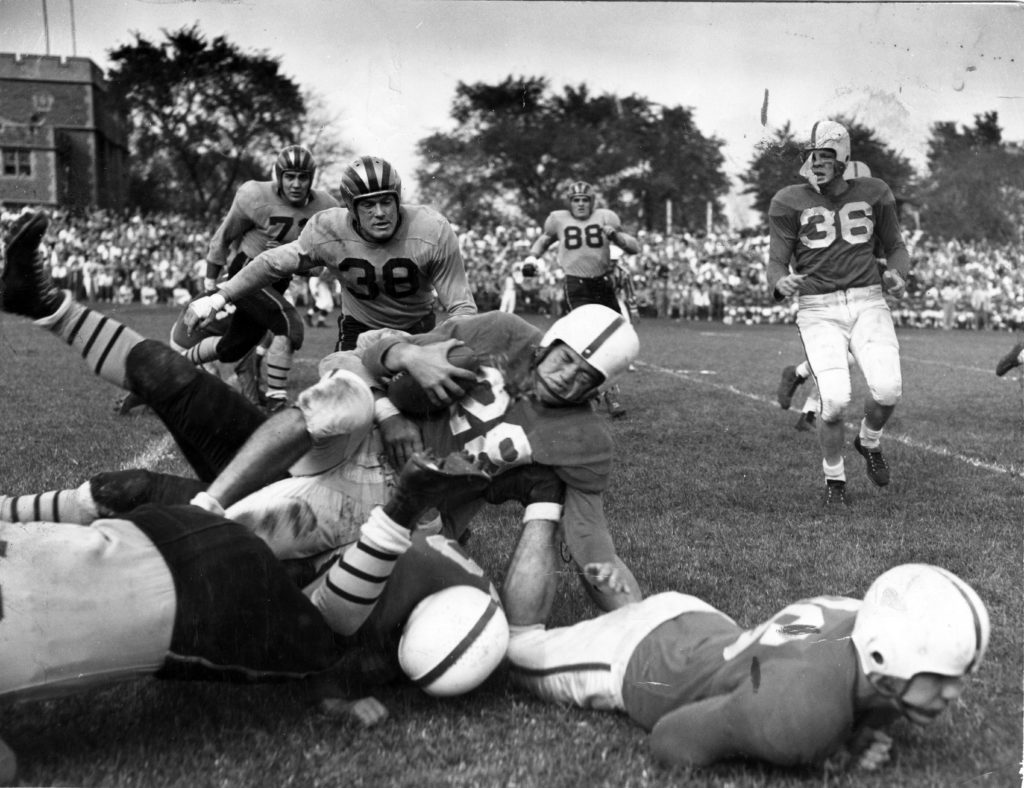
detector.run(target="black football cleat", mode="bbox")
[794,411,816,431]
[823,479,850,508]
[854,436,890,487]
[605,392,627,419]
[995,341,1024,377]
[1,210,64,319]
[264,396,292,415]
[396,450,490,513]
[776,365,806,410]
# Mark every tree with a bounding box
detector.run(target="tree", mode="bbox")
[740,118,916,223]
[414,76,729,233]
[917,112,1024,243]
[107,25,307,215]
[298,88,356,200]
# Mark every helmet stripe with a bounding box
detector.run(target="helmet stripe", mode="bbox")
[937,567,986,672]
[362,156,381,193]
[580,315,625,361]
[810,121,820,148]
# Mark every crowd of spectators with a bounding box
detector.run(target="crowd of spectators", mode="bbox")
[2,206,1021,332]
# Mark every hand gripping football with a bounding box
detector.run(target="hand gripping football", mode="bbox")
[386,344,480,416]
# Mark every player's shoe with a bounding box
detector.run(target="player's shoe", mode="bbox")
[1,210,64,319]
[995,341,1024,377]
[114,391,147,416]
[396,450,490,514]
[264,395,291,415]
[605,392,627,418]
[776,365,806,410]
[823,479,850,508]
[794,411,816,431]
[854,436,890,487]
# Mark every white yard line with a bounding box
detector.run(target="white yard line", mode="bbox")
[637,360,1023,479]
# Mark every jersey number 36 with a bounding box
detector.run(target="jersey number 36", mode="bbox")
[799,202,873,250]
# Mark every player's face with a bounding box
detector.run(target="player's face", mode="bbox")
[806,149,840,187]
[896,673,965,725]
[533,343,603,405]
[281,171,313,206]
[569,196,593,220]
[356,194,400,242]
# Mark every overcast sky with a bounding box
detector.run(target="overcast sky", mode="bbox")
[2,0,1022,224]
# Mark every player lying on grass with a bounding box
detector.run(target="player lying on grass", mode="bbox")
[508,563,989,772]
[0,447,503,783]
[0,210,642,627]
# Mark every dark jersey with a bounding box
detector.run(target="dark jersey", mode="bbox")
[626,594,875,766]
[361,312,618,567]
[767,177,906,295]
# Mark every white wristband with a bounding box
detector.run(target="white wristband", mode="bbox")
[189,490,225,516]
[373,396,401,423]
[523,502,562,523]
[208,292,228,311]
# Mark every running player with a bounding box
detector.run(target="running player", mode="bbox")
[174,144,339,412]
[185,155,477,353]
[767,122,910,506]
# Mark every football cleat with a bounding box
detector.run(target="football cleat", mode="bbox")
[995,341,1024,377]
[776,365,806,410]
[605,392,627,419]
[823,479,850,508]
[794,411,816,431]
[854,436,890,487]
[264,396,292,415]
[395,450,490,514]
[114,392,147,416]
[1,210,64,319]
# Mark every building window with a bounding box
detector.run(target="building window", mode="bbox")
[2,149,32,177]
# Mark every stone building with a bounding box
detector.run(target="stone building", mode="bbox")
[0,52,128,210]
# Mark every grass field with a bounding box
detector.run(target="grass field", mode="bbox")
[1,303,1021,788]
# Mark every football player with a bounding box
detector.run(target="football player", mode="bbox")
[995,339,1024,377]
[0,450,504,781]
[184,155,477,354]
[525,180,639,418]
[0,210,633,630]
[767,122,910,506]
[169,144,339,413]
[508,563,989,771]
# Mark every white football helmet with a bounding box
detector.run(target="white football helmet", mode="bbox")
[799,120,851,189]
[844,160,872,180]
[538,304,639,392]
[852,564,989,682]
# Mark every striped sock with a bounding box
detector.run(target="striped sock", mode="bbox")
[0,481,98,523]
[37,294,144,388]
[311,506,412,636]
[182,335,222,365]
[264,340,293,398]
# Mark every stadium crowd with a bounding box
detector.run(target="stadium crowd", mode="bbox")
[1,206,1021,331]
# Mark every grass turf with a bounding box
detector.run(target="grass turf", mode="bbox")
[1,303,1021,787]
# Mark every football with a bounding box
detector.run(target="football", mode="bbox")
[398,585,510,697]
[386,344,481,416]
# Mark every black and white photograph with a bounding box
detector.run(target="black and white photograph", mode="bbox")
[1,1,1021,786]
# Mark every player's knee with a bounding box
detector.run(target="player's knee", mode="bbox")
[870,380,902,407]
[819,395,849,423]
[125,339,199,398]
